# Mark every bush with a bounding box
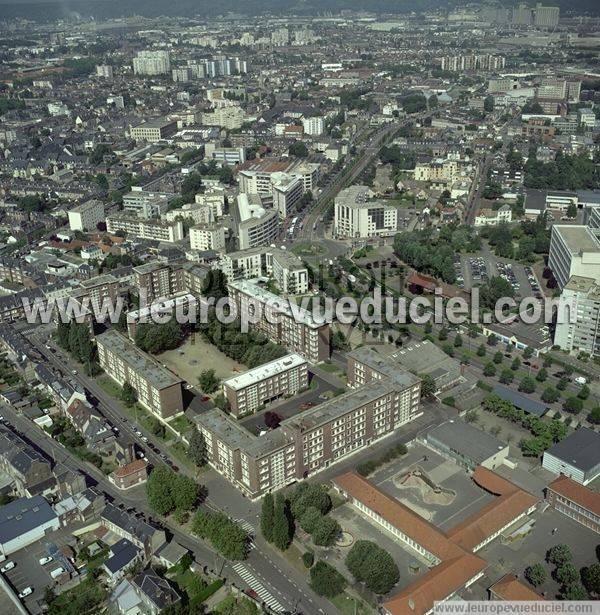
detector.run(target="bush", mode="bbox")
[302,551,314,568]
[310,561,346,597]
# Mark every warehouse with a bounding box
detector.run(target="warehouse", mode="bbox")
[542,427,600,485]
[0,495,59,557]
[422,419,509,470]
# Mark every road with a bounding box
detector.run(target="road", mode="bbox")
[24,333,337,615]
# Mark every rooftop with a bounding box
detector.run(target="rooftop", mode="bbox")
[223,353,307,391]
[95,330,182,390]
[489,574,545,601]
[544,427,600,472]
[553,225,600,254]
[0,495,57,544]
[547,474,600,516]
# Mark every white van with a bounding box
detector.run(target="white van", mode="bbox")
[50,567,64,579]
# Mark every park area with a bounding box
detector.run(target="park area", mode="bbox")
[158,331,246,382]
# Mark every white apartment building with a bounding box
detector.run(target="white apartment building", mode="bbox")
[189,223,226,252]
[223,353,308,416]
[133,50,171,76]
[554,276,600,357]
[334,185,400,238]
[548,224,600,290]
[68,199,105,232]
[204,142,246,165]
[164,203,213,225]
[474,205,512,227]
[234,194,279,250]
[194,190,225,219]
[106,214,184,243]
[271,173,304,218]
[203,106,246,130]
[218,246,309,294]
[302,116,325,136]
[96,64,114,78]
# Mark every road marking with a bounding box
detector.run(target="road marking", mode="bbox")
[232,562,286,612]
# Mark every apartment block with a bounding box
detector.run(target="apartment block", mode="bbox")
[133,262,186,302]
[546,475,600,535]
[223,353,308,417]
[204,142,246,165]
[218,246,309,295]
[107,214,184,243]
[132,50,170,76]
[189,223,226,253]
[334,185,400,238]
[73,274,120,315]
[130,118,177,143]
[233,194,279,250]
[554,276,599,357]
[68,199,105,232]
[228,279,330,362]
[548,224,600,290]
[96,329,184,419]
[195,355,421,498]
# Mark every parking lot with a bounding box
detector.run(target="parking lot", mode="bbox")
[1,526,78,614]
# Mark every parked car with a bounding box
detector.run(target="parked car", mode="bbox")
[18,587,33,598]
[1,561,15,572]
[39,556,52,565]
[575,376,587,385]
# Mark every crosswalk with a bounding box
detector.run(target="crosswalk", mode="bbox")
[232,562,286,613]
[235,518,255,535]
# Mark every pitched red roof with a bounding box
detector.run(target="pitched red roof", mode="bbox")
[547,474,600,516]
[489,574,545,601]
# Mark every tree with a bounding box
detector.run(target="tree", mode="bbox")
[453,334,463,348]
[290,483,332,518]
[309,561,346,597]
[557,377,569,391]
[120,382,137,407]
[536,368,548,382]
[563,584,588,600]
[511,357,521,371]
[302,551,314,568]
[198,368,219,394]
[484,95,494,112]
[566,203,578,219]
[299,507,322,534]
[420,374,436,398]
[480,276,514,309]
[289,141,308,158]
[191,510,248,560]
[346,540,400,594]
[523,347,534,359]
[477,344,486,357]
[582,562,600,596]
[556,563,579,587]
[173,475,199,512]
[311,515,341,546]
[588,407,600,425]
[519,376,536,393]
[547,544,572,567]
[541,387,559,404]
[214,595,259,615]
[493,351,504,364]
[438,327,448,341]
[272,493,293,550]
[483,362,496,377]
[188,430,207,467]
[578,384,590,400]
[147,466,176,515]
[525,563,547,587]
[563,397,583,415]
[499,369,514,385]
[260,493,275,543]
[487,333,498,346]
[135,320,183,354]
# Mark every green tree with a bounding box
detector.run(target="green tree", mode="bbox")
[120,382,137,407]
[525,563,547,587]
[477,344,486,357]
[588,407,600,425]
[173,475,199,512]
[547,544,572,567]
[289,141,308,157]
[511,357,521,371]
[578,384,590,400]
[309,561,346,597]
[260,493,275,543]
[146,466,176,515]
[483,362,496,377]
[345,540,400,594]
[290,483,332,518]
[582,562,600,596]
[311,515,341,546]
[563,584,587,600]
[557,377,569,391]
[453,334,463,348]
[420,374,436,398]
[536,368,548,382]
[191,510,248,560]
[499,369,514,384]
[556,563,579,587]
[493,351,504,364]
[299,507,322,534]
[188,430,207,467]
[541,387,559,404]
[198,368,220,394]
[563,397,583,415]
[519,375,536,393]
[272,493,293,550]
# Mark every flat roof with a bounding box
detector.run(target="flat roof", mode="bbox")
[0,495,57,544]
[96,329,182,390]
[223,353,307,391]
[492,385,549,417]
[553,225,600,254]
[545,427,600,472]
[425,419,507,464]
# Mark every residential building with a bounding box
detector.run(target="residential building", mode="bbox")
[238,159,319,195]
[0,495,60,557]
[106,214,184,243]
[130,118,177,143]
[132,569,181,615]
[103,538,142,586]
[228,279,330,362]
[96,64,114,78]
[546,475,600,535]
[203,106,246,130]
[474,205,512,227]
[334,185,400,238]
[542,427,600,485]
[223,353,308,416]
[133,262,186,302]
[132,50,170,76]
[233,194,279,250]
[68,199,105,232]
[73,274,120,315]
[189,223,226,252]
[196,358,421,498]
[554,275,599,357]
[204,142,246,165]
[533,3,560,28]
[548,224,600,290]
[217,246,309,295]
[302,116,325,136]
[271,173,304,218]
[109,459,149,491]
[96,330,184,419]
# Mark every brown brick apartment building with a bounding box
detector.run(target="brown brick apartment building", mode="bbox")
[546,474,600,535]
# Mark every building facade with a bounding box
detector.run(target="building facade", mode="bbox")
[106,215,184,243]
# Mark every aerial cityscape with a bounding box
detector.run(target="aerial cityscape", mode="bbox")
[0,1,600,614]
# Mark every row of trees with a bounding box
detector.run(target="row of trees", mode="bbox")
[146,466,202,521]
[55,321,100,375]
[134,320,184,354]
[525,151,600,191]
[346,540,399,594]
[191,510,248,560]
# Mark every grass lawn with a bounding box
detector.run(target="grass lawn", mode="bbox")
[291,242,326,256]
[331,592,373,615]
[97,374,122,398]
[281,542,307,573]
[169,440,195,470]
[85,546,109,571]
[317,361,341,373]
[169,414,193,435]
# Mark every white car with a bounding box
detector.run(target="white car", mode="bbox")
[18,587,33,598]
[39,556,52,565]
[575,376,587,385]
[1,561,15,572]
